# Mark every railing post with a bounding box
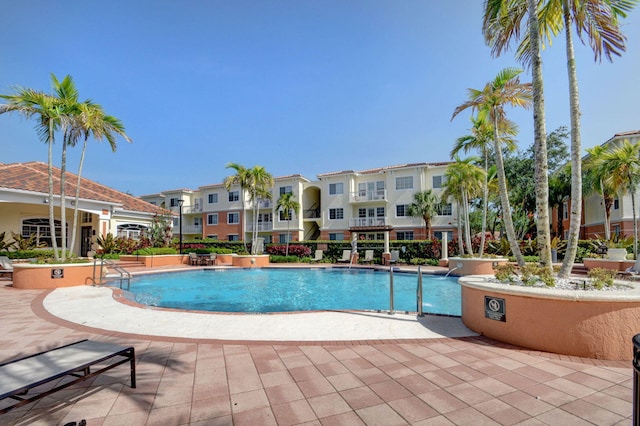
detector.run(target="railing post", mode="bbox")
[634,334,640,426]
[389,266,395,315]
[417,266,423,316]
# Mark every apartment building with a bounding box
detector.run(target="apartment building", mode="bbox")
[141,162,457,244]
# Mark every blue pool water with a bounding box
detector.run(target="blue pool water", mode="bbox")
[126,268,461,316]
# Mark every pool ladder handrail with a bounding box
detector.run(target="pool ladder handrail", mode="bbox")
[92,258,131,290]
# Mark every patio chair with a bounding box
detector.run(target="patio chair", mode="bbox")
[362,250,374,264]
[0,256,13,278]
[203,253,217,266]
[188,252,200,266]
[310,250,323,263]
[0,339,136,414]
[337,250,351,263]
[389,250,400,264]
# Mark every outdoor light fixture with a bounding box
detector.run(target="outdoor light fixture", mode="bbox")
[178,199,184,254]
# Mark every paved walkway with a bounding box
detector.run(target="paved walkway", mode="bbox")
[0,268,634,425]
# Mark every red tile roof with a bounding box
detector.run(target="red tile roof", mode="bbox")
[0,162,167,215]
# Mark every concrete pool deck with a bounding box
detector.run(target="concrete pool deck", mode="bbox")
[0,264,635,425]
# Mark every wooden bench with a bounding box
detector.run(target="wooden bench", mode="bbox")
[0,339,136,414]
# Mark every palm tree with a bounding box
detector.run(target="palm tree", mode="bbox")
[247,166,274,254]
[602,140,640,258]
[51,74,83,261]
[224,163,251,252]
[0,85,65,260]
[67,101,131,254]
[444,157,485,255]
[407,190,440,240]
[451,115,518,256]
[451,67,532,266]
[483,0,638,276]
[583,145,615,240]
[276,192,300,256]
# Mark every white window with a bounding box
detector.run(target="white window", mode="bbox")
[279,209,293,221]
[279,186,292,195]
[207,214,218,225]
[438,203,453,216]
[228,212,240,224]
[563,201,569,220]
[397,231,414,240]
[614,198,619,210]
[396,204,409,217]
[81,212,92,223]
[207,234,218,240]
[434,231,453,241]
[228,191,239,202]
[116,223,147,240]
[395,176,413,190]
[228,234,239,241]
[21,218,67,248]
[193,217,201,227]
[170,198,180,207]
[208,193,218,204]
[432,175,446,189]
[329,183,343,195]
[329,208,344,220]
[329,232,344,241]
[279,234,290,244]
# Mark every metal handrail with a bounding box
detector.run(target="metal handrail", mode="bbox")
[417,266,423,316]
[92,258,131,290]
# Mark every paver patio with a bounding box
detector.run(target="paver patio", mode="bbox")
[0,272,634,425]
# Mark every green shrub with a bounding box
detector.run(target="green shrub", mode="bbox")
[588,267,617,289]
[269,255,303,263]
[132,247,177,255]
[409,258,439,266]
[494,263,517,283]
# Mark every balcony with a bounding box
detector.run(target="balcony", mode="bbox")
[248,222,273,232]
[180,224,202,234]
[349,217,389,229]
[349,189,387,203]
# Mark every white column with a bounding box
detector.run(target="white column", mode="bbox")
[441,233,448,260]
[384,231,390,254]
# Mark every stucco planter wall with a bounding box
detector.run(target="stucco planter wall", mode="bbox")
[583,258,635,272]
[459,276,640,360]
[231,255,270,267]
[120,254,188,267]
[12,263,97,289]
[448,257,509,276]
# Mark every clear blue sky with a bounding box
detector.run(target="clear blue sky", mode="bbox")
[1,1,638,196]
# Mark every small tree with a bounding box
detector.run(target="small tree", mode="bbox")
[408,190,440,240]
[276,193,300,256]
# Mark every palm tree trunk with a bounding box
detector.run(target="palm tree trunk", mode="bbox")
[240,190,248,253]
[559,0,583,278]
[528,0,552,271]
[463,190,473,255]
[479,149,489,257]
[492,115,525,266]
[59,133,69,261]
[47,123,60,260]
[603,189,611,240]
[632,192,638,259]
[69,136,88,255]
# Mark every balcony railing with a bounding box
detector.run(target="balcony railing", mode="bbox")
[180,224,202,234]
[303,208,321,219]
[349,217,387,228]
[248,222,273,231]
[349,189,387,203]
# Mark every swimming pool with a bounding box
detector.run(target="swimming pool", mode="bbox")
[126,268,461,316]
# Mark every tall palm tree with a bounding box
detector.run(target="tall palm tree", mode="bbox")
[0,86,65,260]
[276,192,300,256]
[602,140,640,258]
[452,67,532,266]
[583,145,615,240]
[224,163,251,252]
[67,101,131,254]
[444,157,485,255]
[407,190,440,240]
[51,74,82,261]
[451,115,518,256]
[483,0,638,276]
[247,166,274,254]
